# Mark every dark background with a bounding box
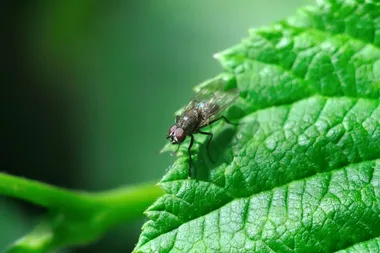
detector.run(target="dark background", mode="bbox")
[1,1,311,252]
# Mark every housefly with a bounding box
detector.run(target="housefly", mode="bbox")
[167,85,240,177]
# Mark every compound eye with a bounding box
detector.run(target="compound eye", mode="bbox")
[168,125,177,135]
[174,128,186,143]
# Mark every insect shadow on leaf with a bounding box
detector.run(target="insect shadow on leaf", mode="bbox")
[192,123,238,180]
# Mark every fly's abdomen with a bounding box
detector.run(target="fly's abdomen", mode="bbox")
[179,110,200,134]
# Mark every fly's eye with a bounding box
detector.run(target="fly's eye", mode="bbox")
[168,125,177,135]
[174,128,186,143]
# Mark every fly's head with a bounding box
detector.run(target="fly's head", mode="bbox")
[167,124,186,144]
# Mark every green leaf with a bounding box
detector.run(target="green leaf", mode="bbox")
[134,0,380,252]
[336,237,380,253]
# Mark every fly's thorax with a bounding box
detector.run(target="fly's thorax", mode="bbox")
[177,109,201,134]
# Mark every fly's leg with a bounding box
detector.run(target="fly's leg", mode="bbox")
[198,131,214,163]
[207,116,236,126]
[187,134,194,178]
[199,116,238,163]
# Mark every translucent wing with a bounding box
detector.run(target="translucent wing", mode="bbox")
[185,87,240,127]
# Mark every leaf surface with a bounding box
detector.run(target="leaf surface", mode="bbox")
[135,0,380,252]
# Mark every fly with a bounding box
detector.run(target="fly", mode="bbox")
[167,85,239,178]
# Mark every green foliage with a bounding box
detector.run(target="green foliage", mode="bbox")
[0,173,163,252]
[1,0,379,252]
[134,0,380,252]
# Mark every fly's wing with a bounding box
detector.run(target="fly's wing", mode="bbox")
[185,88,240,128]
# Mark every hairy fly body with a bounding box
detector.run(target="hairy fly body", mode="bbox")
[167,86,239,177]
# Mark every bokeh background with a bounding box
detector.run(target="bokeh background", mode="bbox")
[2,0,312,252]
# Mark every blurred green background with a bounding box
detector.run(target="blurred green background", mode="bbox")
[2,0,312,252]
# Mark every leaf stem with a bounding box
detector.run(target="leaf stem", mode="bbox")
[93,183,164,226]
[0,173,91,212]
[0,172,164,252]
